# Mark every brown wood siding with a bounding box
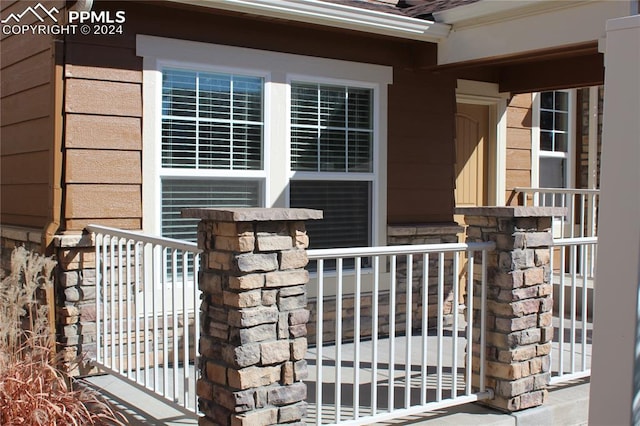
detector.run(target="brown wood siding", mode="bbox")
[60,0,456,230]
[387,70,457,223]
[0,1,63,228]
[505,94,533,205]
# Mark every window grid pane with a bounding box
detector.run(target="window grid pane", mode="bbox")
[291,82,373,173]
[162,68,264,170]
[539,90,569,153]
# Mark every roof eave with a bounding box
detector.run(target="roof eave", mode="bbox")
[433,0,598,27]
[164,0,451,42]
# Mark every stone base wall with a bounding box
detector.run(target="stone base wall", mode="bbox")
[307,224,463,346]
[1,225,43,273]
[53,233,99,376]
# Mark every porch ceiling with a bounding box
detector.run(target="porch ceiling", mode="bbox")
[426,40,604,94]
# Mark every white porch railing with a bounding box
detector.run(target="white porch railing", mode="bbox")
[514,187,599,238]
[513,188,599,385]
[306,242,495,425]
[87,224,202,414]
[549,237,596,384]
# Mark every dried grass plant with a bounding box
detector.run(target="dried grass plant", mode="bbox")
[0,246,127,425]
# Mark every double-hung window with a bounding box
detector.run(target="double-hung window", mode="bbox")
[534,90,575,206]
[538,91,572,188]
[160,69,264,241]
[289,82,374,249]
[139,35,391,249]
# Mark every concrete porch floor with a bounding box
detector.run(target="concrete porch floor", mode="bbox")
[81,373,589,425]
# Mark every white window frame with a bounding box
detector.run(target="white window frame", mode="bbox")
[286,74,380,248]
[532,89,577,238]
[531,89,576,191]
[137,35,391,246]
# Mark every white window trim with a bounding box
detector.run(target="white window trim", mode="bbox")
[137,35,391,245]
[531,89,576,190]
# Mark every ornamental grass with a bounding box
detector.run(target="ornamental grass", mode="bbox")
[0,246,126,425]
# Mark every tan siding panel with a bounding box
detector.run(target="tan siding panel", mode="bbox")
[506,170,531,190]
[66,184,141,218]
[1,151,49,184]
[66,218,141,231]
[65,114,141,150]
[65,79,141,117]
[1,184,49,217]
[66,150,141,184]
[507,127,532,150]
[508,94,532,109]
[1,117,52,155]
[505,191,522,206]
[64,42,141,83]
[506,106,532,129]
[1,84,51,126]
[65,64,141,84]
[0,50,51,97]
[506,149,531,171]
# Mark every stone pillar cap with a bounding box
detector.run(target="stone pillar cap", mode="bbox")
[455,206,567,218]
[181,207,323,222]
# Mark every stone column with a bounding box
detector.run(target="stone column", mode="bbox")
[457,206,563,412]
[182,208,322,426]
[53,233,99,376]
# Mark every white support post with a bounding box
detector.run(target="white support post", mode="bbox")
[589,14,640,426]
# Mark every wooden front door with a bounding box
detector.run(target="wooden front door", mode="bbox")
[455,103,490,211]
[454,103,491,299]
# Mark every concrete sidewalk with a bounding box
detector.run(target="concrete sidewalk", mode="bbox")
[82,374,589,425]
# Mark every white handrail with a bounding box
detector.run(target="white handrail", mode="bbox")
[514,187,600,195]
[308,241,495,259]
[86,224,201,253]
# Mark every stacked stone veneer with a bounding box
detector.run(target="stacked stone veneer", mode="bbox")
[458,206,564,412]
[53,233,99,375]
[182,208,322,426]
[389,223,463,328]
[1,225,43,273]
[0,226,100,375]
[306,224,462,346]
